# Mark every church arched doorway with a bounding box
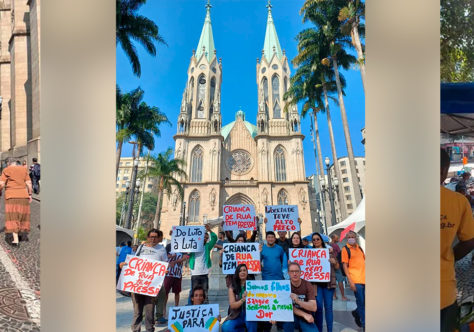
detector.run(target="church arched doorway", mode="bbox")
[224,193,255,206]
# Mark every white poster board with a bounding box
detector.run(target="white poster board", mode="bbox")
[223,205,257,231]
[288,248,330,282]
[117,254,168,296]
[265,205,300,231]
[168,304,219,332]
[222,243,261,274]
[246,280,293,322]
[171,226,205,253]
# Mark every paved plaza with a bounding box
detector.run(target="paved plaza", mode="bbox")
[0,197,40,331]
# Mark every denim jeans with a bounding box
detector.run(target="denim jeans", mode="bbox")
[315,286,335,332]
[221,309,257,332]
[282,315,319,332]
[354,283,365,328]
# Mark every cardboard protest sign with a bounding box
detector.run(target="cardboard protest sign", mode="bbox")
[246,280,293,322]
[167,253,184,278]
[171,226,205,253]
[265,205,300,231]
[117,254,168,296]
[288,248,330,282]
[223,205,257,231]
[222,243,261,274]
[168,304,219,332]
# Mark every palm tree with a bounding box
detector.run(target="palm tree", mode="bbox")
[116,86,144,177]
[285,27,348,220]
[338,0,365,92]
[116,0,167,77]
[147,148,187,229]
[301,0,363,206]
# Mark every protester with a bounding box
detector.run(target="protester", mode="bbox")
[116,241,132,283]
[188,223,217,304]
[330,234,348,301]
[162,231,188,324]
[221,264,258,332]
[0,158,33,246]
[311,232,338,332]
[152,230,172,325]
[260,231,288,280]
[119,229,168,332]
[341,230,366,330]
[131,244,139,254]
[288,232,306,254]
[214,231,227,250]
[440,148,474,332]
[285,261,317,332]
[29,157,40,194]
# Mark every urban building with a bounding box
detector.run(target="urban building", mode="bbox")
[0,0,40,164]
[159,2,313,236]
[328,156,365,223]
[116,157,158,195]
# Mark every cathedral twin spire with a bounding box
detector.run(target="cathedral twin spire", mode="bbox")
[195,0,215,62]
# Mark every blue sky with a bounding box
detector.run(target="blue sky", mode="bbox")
[116,0,365,176]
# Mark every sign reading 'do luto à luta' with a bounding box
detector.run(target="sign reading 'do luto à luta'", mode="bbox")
[171,226,205,253]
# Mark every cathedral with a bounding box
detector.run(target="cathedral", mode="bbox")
[160,2,313,236]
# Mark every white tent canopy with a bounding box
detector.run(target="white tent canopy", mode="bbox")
[327,197,365,235]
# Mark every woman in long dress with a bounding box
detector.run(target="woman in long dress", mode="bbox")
[0,158,33,246]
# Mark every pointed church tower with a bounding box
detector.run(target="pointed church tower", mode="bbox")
[256,0,300,136]
[177,0,222,136]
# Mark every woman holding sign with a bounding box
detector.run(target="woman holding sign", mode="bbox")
[221,264,258,332]
[312,232,339,332]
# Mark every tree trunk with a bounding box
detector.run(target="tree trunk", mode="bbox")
[153,177,163,229]
[312,110,325,181]
[332,57,363,207]
[351,21,366,94]
[323,86,347,222]
[116,139,123,178]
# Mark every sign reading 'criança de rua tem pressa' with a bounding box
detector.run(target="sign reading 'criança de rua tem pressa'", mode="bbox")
[117,255,168,296]
[288,248,330,282]
[171,226,205,253]
[222,243,261,274]
[245,280,293,322]
[265,205,300,231]
[168,304,220,332]
[223,205,257,231]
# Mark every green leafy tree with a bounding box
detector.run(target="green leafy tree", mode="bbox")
[146,148,187,229]
[116,0,167,77]
[441,0,473,82]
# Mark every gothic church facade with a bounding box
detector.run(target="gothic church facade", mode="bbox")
[160,2,313,236]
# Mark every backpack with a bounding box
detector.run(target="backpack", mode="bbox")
[337,245,365,276]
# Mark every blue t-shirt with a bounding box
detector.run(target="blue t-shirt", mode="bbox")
[117,246,132,265]
[261,244,288,280]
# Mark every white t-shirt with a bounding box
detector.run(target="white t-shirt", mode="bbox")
[191,250,209,276]
[136,243,168,262]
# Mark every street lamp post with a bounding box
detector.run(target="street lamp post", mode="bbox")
[180,202,186,226]
[322,156,339,231]
[131,179,141,234]
[125,158,139,229]
[120,181,131,227]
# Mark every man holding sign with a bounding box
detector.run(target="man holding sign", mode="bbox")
[118,229,168,332]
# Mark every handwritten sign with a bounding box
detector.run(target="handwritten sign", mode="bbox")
[246,280,293,322]
[167,253,184,278]
[288,248,330,282]
[223,205,256,231]
[117,255,168,296]
[222,243,261,274]
[171,226,205,253]
[265,205,299,231]
[168,304,219,332]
